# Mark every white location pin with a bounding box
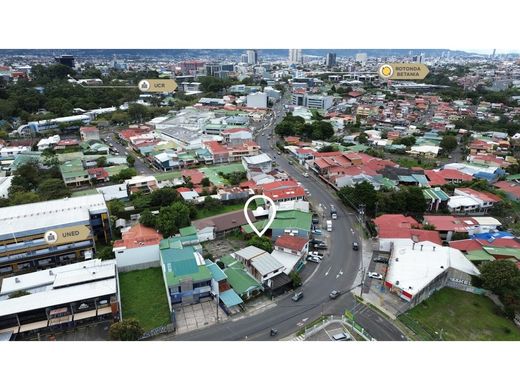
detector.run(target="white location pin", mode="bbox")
[244,195,277,238]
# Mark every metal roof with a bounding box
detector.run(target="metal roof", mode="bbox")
[219,289,243,307]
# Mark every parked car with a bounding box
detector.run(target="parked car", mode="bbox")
[312,214,320,225]
[368,272,383,280]
[303,172,309,177]
[292,291,304,301]
[352,242,359,251]
[329,290,341,299]
[331,332,352,341]
[309,251,323,259]
[306,255,321,263]
[314,243,327,250]
[374,257,389,264]
[313,229,322,235]
[311,239,325,245]
[288,160,293,165]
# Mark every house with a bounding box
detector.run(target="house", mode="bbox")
[424,169,473,186]
[260,180,305,204]
[193,209,256,239]
[159,234,212,309]
[448,188,501,215]
[270,235,309,275]
[494,181,520,201]
[242,210,312,241]
[112,224,163,271]
[79,127,100,141]
[422,215,479,241]
[125,175,159,194]
[384,240,480,307]
[205,261,244,314]
[221,255,263,300]
[373,214,442,252]
[423,187,450,211]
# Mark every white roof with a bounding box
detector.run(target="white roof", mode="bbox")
[448,195,480,208]
[125,175,157,185]
[180,191,199,200]
[1,259,103,295]
[242,153,272,165]
[251,252,284,275]
[235,245,266,260]
[0,260,117,317]
[96,184,128,201]
[0,194,106,238]
[386,241,480,297]
[411,145,441,154]
[472,216,502,226]
[270,250,300,275]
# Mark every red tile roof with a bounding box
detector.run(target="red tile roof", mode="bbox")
[113,223,163,250]
[181,169,205,185]
[494,181,520,198]
[374,214,419,231]
[275,235,308,252]
[456,187,502,203]
[449,239,483,252]
[422,215,478,232]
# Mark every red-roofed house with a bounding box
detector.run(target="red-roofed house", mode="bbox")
[422,215,478,241]
[79,126,100,141]
[449,187,502,214]
[424,169,473,186]
[113,224,164,270]
[271,234,310,274]
[87,167,110,183]
[54,139,80,150]
[261,180,305,203]
[449,239,483,252]
[494,181,520,201]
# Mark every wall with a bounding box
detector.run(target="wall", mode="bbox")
[114,244,160,270]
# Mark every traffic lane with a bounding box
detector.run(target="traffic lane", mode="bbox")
[106,132,154,175]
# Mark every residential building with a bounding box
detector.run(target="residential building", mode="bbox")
[0,194,110,276]
[37,135,60,151]
[112,224,163,271]
[79,127,100,142]
[271,235,309,275]
[0,176,14,199]
[234,246,287,287]
[193,209,256,239]
[0,259,120,339]
[125,175,159,194]
[448,188,501,215]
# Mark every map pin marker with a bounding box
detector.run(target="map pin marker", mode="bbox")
[244,195,277,238]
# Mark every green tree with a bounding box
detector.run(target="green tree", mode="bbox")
[203,196,222,211]
[149,187,179,208]
[108,199,126,218]
[112,168,137,182]
[480,261,520,295]
[96,246,115,260]
[357,132,369,144]
[248,236,273,253]
[96,156,107,168]
[393,136,416,147]
[109,319,144,341]
[289,271,302,289]
[128,103,148,122]
[440,135,458,153]
[201,177,211,187]
[139,209,157,227]
[318,145,339,153]
[338,181,378,216]
[126,154,135,167]
[36,178,71,200]
[155,202,191,237]
[402,186,427,214]
[9,191,41,205]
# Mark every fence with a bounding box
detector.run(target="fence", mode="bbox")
[302,315,375,341]
[138,323,175,340]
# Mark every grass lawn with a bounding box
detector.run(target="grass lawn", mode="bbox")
[195,202,245,219]
[400,288,520,341]
[119,268,171,331]
[200,163,245,186]
[154,171,182,182]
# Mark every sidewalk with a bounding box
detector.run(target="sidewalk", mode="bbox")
[231,295,277,322]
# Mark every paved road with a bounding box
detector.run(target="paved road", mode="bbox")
[163,98,406,341]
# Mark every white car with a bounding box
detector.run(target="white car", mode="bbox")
[368,272,383,280]
[303,172,309,177]
[309,251,323,259]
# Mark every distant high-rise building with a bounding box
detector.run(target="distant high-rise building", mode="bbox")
[289,49,303,64]
[240,53,248,63]
[325,52,337,68]
[492,49,496,58]
[412,54,424,63]
[55,54,75,68]
[419,53,424,63]
[246,50,258,65]
[355,53,367,64]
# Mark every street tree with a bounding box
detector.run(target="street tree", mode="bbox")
[480,261,520,295]
[109,319,144,341]
[440,135,458,153]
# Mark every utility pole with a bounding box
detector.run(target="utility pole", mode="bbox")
[359,267,366,298]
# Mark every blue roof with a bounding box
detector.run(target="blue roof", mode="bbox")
[219,289,243,307]
[171,258,199,276]
[471,231,514,242]
[206,262,227,282]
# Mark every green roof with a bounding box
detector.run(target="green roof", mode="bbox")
[241,210,312,234]
[179,226,197,237]
[60,158,87,179]
[482,246,520,260]
[423,187,450,202]
[224,267,261,296]
[465,250,495,262]
[506,174,520,181]
[160,245,212,286]
[11,152,42,171]
[220,254,241,268]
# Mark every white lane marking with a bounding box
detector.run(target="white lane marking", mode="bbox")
[336,270,343,279]
[325,266,332,276]
[350,228,355,234]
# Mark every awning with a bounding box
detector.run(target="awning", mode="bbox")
[219,289,243,308]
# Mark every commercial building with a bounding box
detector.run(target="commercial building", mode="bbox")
[288,49,302,64]
[0,259,120,339]
[242,153,273,173]
[291,92,334,110]
[325,52,337,68]
[384,240,480,307]
[0,194,111,276]
[246,92,268,109]
[246,49,258,65]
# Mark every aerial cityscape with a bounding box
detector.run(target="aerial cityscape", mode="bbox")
[2,47,520,343]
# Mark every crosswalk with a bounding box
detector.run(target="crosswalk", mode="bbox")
[289,334,305,341]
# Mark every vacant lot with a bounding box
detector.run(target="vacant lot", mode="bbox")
[195,202,244,219]
[119,268,171,331]
[400,288,520,341]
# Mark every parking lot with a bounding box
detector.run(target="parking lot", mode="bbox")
[174,300,227,335]
[202,239,248,259]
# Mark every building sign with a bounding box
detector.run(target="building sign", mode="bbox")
[378,63,429,80]
[138,79,177,93]
[44,225,91,245]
